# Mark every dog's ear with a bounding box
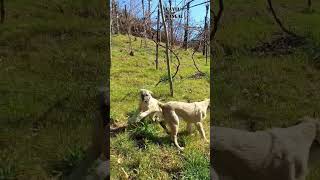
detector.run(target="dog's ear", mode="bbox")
[139,89,153,94]
[139,89,145,93]
[147,90,153,95]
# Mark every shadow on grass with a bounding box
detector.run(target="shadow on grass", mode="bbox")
[128,121,188,150]
[251,35,306,56]
[165,167,182,180]
[49,145,86,178]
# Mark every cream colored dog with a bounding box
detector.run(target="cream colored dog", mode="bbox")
[133,89,169,133]
[136,89,162,122]
[158,99,210,150]
[134,89,210,150]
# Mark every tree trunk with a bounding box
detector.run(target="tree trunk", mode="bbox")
[115,3,120,34]
[159,0,174,96]
[125,5,134,56]
[183,2,190,50]
[111,0,115,34]
[112,0,119,34]
[141,0,147,47]
[205,43,208,65]
[148,0,151,33]
[203,4,209,56]
[155,5,160,70]
[0,0,4,24]
[211,0,224,45]
[169,0,174,46]
[308,0,311,10]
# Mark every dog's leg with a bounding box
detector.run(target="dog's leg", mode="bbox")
[187,123,193,134]
[195,122,208,142]
[287,161,296,180]
[136,110,153,122]
[160,121,170,134]
[295,159,308,180]
[171,124,184,150]
[167,111,184,150]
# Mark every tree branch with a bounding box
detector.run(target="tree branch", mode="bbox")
[266,0,299,37]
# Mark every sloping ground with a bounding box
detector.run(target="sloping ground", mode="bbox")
[212,0,320,179]
[110,34,210,179]
[0,1,106,179]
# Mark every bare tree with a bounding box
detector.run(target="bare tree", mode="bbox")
[169,0,175,46]
[111,0,119,34]
[183,2,190,50]
[151,37,180,86]
[147,0,152,33]
[155,4,160,70]
[125,5,134,56]
[141,0,147,47]
[159,0,174,96]
[203,4,209,57]
[0,0,4,24]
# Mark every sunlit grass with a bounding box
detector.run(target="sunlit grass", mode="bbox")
[110,34,210,179]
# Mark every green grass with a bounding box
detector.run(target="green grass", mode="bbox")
[110,34,210,179]
[213,0,320,179]
[0,0,106,179]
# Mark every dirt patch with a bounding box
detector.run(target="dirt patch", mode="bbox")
[189,72,207,79]
[251,35,306,56]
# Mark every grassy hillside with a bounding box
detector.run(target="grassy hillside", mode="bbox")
[0,1,106,179]
[110,35,210,179]
[212,0,320,179]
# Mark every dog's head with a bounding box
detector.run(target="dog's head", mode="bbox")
[140,89,153,103]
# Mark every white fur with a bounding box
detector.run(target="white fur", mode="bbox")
[133,89,210,150]
[158,98,210,150]
[134,89,163,122]
[211,117,320,180]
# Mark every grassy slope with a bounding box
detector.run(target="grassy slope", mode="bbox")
[213,0,320,179]
[110,35,210,179]
[0,1,106,179]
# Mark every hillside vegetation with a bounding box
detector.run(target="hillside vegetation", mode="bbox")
[0,0,106,179]
[212,0,320,179]
[110,34,210,179]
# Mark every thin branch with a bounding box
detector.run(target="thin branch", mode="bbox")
[192,49,205,74]
[151,34,181,86]
[191,31,205,74]
[266,0,299,37]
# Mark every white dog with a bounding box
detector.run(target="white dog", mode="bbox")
[158,99,210,150]
[212,117,320,180]
[133,89,169,133]
[134,89,210,150]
